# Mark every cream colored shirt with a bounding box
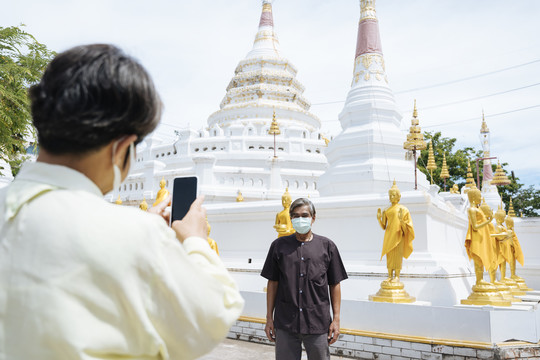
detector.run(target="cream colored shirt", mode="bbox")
[0,162,244,360]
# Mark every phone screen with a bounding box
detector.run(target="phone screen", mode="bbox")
[170,176,197,224]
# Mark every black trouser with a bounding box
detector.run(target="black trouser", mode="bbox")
[275,328,330,360]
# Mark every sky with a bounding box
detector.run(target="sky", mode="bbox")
[3,0,540,187]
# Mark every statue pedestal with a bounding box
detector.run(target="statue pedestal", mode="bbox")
[513,275,533,292]
[493,281,521,303]
[461,282,511,306]
[369,279,415,303]
[501,277,527,296]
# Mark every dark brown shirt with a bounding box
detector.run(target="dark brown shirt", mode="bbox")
[261,233,348,334]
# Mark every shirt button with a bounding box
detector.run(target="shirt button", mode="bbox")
[301,243,304,246]
[299,308,303,312]
[301,257,305,261]
[299,290,303,294]
[300,273,304,277]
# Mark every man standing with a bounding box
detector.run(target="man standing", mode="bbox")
[262,198,348,360]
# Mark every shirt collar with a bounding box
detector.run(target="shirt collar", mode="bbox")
[5,162,103,220]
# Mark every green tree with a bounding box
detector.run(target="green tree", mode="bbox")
[0,25,55,177]
[417,131,537,217]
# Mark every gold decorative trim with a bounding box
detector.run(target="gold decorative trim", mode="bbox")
[235,316,526,350]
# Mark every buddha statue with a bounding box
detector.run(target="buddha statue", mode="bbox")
[505,216,532,291]
[236,190,244,202]
[273,188,295,237]
[450,184,459,194]
[115,195,122,205]
[206,218,219,255]
[153,177,170,206]
[464,188,497,285]
[376,181,415,283]
[461,187,510,306]
[483,200,516,302]
[370,181,415,303]
[139,198,148,211]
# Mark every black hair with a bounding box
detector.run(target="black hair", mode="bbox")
[29,44,161,155]
[289,198,316,218]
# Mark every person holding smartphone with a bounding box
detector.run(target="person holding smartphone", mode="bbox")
[261,198,348,360]
[0,44,243,360]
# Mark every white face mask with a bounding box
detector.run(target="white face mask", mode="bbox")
[112,140,134,192]
[292,217,312,234]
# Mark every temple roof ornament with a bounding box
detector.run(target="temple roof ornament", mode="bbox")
[441,154,450,180]
[465,160,476,191]
[491,161,511,186]
[403,100,427,151]
[508,198,516,218]
[426,141,437,184]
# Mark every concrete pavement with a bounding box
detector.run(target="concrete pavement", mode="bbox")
[199,338,345,360]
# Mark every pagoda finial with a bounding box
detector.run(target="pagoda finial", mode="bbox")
[115,195,122,205]
[355,0,382,58]
[426,141,437,184]
[480,110,489,134]
[247,0,280,58]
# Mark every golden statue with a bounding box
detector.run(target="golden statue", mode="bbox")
[481,200,516,302]
[273,188,295,237]
[139,198,148,211]
[236,190,244,202]
[206,218,219,255]
[370,181,415,303]
[450,184,459,194]
[461,188,510,306]
[153,177,170,206]
[505,216,532,292]
[115,195,122,205]
[492,206,524,296]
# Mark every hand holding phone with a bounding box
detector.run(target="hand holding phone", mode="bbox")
[170,177,207,242]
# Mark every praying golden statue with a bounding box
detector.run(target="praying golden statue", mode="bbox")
[206,218,219,255]
[450,184,459,194]
[370,181,415,303]
[273,188,295,237]
[153,177,170,206]
[461,188,510,306]
[505,216,532,291]
[376,181,415,282]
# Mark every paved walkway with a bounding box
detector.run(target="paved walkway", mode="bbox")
[199,338,345,360]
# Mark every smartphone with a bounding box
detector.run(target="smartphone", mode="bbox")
[170,176,198,224]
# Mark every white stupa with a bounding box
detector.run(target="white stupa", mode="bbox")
[116,0,327,204]
[318,0,429,195]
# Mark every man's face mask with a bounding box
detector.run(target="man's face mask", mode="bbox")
[291,217,312,234]
[112,139,135,192]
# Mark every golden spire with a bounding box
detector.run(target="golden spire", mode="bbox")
[115,195,122,205]
[491,161,511,186]
[508,198,516,218]
[236,190,244,202]
[268,110,281,135]
[464,160,476,191]
[480,110,489,134]
[139,198,148,211]
[440,153,450,179]
[403,100,427,151]
[426,141,437,184]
